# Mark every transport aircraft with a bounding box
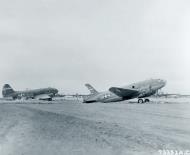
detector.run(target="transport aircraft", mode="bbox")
[83,79,166,103]
[2,84,58,101]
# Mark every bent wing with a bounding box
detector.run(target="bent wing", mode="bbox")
[109,87,139,98]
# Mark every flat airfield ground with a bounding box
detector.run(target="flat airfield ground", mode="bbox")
[0,99,190,155]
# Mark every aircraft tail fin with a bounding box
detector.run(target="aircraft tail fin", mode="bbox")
[2,84,15,97]
[85,84,98,94]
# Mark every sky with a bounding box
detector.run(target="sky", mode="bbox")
[0,0,190,95]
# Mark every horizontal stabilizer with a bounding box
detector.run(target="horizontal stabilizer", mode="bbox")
[109,87,139,98]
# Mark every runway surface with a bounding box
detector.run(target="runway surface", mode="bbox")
[0,100,190,155]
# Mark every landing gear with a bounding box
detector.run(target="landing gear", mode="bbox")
[138,98,150,103]
[48,98,52,101]
[144,99,150,103]
[138,99,144,103]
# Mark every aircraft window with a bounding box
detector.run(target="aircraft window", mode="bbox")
[132,86,135,88]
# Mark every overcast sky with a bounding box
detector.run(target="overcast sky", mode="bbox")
[0,0,190,94]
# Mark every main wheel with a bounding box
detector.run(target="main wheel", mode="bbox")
[48,98,52,101]
[144,99,150,103]
[138,99,144,103]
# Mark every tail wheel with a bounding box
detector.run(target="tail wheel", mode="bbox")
[138,99,144,103]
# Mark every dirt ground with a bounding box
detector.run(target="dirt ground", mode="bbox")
[0,99,190,155]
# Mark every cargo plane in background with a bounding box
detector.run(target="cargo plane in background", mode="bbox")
[2,84,58,101]
[83,79,166,103]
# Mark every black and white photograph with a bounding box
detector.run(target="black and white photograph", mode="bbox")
[0,0,190,155]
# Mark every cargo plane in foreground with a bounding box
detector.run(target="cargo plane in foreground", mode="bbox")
[2,84,58,101]
[83,79,166,103]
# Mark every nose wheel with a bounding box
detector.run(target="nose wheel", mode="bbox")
[138,98,150,103]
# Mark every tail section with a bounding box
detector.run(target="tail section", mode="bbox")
[2,84,14,97]
[85,84,98,94]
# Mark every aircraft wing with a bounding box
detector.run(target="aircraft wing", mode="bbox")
[109,87,139,98]
[34,94,51,100]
